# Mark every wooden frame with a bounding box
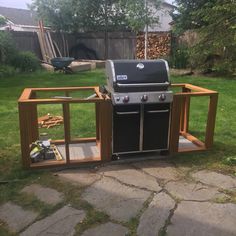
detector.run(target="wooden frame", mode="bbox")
[18,87,112,169]
[169,83,218,153]
[18,84,218,169]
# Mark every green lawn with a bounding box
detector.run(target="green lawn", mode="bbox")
[0,69,236,178]
[0,69,235,235]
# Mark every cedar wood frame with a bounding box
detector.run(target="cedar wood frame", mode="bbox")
[18,84,218,169]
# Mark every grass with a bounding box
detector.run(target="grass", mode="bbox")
[0,69,235,235]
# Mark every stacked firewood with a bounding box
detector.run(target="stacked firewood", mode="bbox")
[136,32,171,59]
[38,114,64,129]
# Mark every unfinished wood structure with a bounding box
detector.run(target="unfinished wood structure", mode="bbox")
[18,84,218,169]
[18,87,112,169]
[169,83,218,153]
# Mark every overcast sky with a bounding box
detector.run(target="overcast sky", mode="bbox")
[0,0,174,10]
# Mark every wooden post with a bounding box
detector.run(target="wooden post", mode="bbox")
[99,100,112,161]
[205,94,218,148]
[180,88,191,133]
[95,103,100,142]
[19,103,30,168]
[63,103,70,164]
[169,95,184,154]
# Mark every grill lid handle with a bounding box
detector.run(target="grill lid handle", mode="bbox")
[116,82,170,88]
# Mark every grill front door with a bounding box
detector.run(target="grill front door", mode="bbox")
[143,104,170,150]
[113,105,140,153]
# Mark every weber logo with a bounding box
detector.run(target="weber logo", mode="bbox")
[117,75,128,81]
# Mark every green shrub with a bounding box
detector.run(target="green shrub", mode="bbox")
[11,51,40,72]
[0,65,16,78]
[169,43,190,69]
[0,31,17,64]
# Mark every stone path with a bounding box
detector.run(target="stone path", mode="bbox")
[0,160,236,235]
[20,205,85,236]
[81,222,128,236]
[21,184,64,205]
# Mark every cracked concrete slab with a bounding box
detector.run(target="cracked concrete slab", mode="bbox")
[82,222,129,236]
[133,160,181,183]
[192,170,236,190]
[137,192,175,236]
[20,205,85,236]
[56,169,101,186]
[21,184,64,206]
[0,202,38,233]
[98,164,161,191]
[82,176,150,222]
[167,201,236,236]
[165,181,226,201]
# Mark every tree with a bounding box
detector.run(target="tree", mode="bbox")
[30,0,161,32]
[172,0,217,34]
[173,0,236,74]
[0,16,6,26]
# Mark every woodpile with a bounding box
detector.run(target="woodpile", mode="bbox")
[38,114,64,129]
[136,32,171,59]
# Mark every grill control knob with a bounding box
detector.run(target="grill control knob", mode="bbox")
[141,94,148,102]
[123,96,129,103]
[159,94,166,102]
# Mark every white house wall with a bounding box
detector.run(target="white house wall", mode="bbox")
[148,2,174,32]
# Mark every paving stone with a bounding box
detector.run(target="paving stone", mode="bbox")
[167,201,236,236]
[82,177,150,222]
[0,202,38,233]
[137,192,175,236]
[20,205,85,236]
[165,181,226,201]
[82,222,129,236]
[56,169,100,186]
[133,160,181,183]
[99,164,161,191]
[192,170,236,190]
[21,184,63,206]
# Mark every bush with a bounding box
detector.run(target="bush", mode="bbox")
[11,51,40,72]
[0,31,17,64]
[169,43,190,69]
[0,65,16,78]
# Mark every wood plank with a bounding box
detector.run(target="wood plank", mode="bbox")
[30,160,66,168]
[95,103,100,142]
[180,132,205,148]
[169,95,184,154]
[18,88,32,101]
[47,31,56,58]
[20,98,102,104]
[178,146,206,153]
[180,88,191,133]
[56,142,100,160]
[99,100,112,161]
[94,87,103,99]
[205,94,218,148]
[62,103,70,164]
[32,86,97,92]
[185,84,217,93]
[18,103,31,168]
[174,92,217,97]
[37,31,47,62]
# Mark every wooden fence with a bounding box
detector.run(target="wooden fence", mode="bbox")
[10,31,136,60]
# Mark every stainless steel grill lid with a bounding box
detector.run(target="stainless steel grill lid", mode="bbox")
[106,59,170,92]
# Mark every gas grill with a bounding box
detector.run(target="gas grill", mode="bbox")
[105,59,173,155]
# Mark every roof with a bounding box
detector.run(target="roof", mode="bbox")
[162,1,175,9]
[0,6,38,26]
